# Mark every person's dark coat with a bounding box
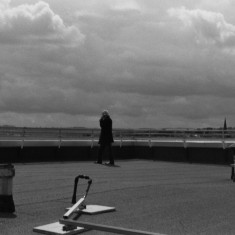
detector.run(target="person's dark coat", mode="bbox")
[98,115,114,145]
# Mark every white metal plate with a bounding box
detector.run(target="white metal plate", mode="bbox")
[66,205,116,215]
[33,222,87,235]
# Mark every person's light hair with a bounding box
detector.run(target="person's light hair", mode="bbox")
[102,110,109,116]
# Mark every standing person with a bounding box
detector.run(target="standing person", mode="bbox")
[95,110,114,165]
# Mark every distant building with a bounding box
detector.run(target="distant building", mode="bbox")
[224,118,227,130]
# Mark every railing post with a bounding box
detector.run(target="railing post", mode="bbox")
[183,131,187,148]
[21,127,25,149]
[222,129,225,149]
[58,129,61,148]
[91,130,94,148]
[148,130,151,148]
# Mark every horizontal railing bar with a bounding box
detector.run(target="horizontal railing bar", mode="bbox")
[1,127,235,143]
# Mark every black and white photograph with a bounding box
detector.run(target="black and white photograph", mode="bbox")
[1,0,235,234]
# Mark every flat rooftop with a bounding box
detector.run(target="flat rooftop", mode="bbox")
[1,160,235,235]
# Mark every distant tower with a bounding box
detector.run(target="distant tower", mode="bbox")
[223,118,227,130]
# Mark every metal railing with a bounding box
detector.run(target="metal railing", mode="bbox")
[0,126,235,141]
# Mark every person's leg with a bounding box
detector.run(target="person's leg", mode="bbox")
[107,144,114,165]
[97,144,105,163]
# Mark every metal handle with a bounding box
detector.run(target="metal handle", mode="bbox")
[71,175,92,204]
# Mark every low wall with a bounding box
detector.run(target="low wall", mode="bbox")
[0,145,234,165]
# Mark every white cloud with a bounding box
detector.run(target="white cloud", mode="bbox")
[0,1,85,45]
[111,0,141,11]
[168,6,235,47]
[0,0,10,8]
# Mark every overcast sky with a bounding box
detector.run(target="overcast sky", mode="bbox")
[1,0,235,129]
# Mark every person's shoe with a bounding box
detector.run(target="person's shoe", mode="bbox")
[105,162,114,166]
[94,161,102,164]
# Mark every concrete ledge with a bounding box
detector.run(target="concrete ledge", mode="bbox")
[22,140,59,147]
[0,140,22,147]
[60,140,92,147]
[0,144,233,165]
[186,140,223,148]
[151,140,184,147]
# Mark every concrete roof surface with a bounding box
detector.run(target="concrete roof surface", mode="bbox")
[0,160,234,235]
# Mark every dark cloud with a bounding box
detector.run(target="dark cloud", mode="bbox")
[0,1,235,128]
